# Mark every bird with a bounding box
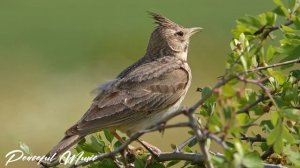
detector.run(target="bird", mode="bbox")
[45,12,201,163]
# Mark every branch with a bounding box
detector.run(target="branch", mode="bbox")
[68,118,187,168]
[207,132,228,149]
[237,94,268,114]
[156,152,204,163]
[247,58,300,73]
[236,76,278,108]
[257,20,294,40]
[190,76,235,112]
[264,163,287,168]
[240,134,266,143]
[175,136,196,152]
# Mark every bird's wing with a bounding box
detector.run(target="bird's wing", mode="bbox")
[66,57,189,136]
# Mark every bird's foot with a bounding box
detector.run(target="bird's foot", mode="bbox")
[158,122,166,135]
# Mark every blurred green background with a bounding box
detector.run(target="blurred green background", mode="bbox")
[1,0,272,167]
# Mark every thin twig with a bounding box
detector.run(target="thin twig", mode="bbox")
[236,76,278,109]
[156,152,204,163]
[240,134,266,143]
[207,132,228,149]
[175,136,196,152]
[237,94,268,114]
[190,76,235,112]
[258,20,294,40]
[247,58,300,73]
[186,112,214,168]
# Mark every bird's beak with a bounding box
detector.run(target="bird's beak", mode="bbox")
[188,27,203,36]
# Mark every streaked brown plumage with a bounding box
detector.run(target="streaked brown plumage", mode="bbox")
[46,12,201,159]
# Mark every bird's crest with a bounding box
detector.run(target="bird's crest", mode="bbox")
[148,11,181,28]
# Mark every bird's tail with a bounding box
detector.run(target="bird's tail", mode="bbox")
[47,134,82,158]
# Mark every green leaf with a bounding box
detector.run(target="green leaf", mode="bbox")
[82,136,104,153]
[166,160,180,167]
[289,0,297,9]
[266,45,276,62]
[273,0,289,16]
[19,142,31,155]
[113,141,122,149]
[281,25,296,33]
[252,105,264,115]
[293,17,300,30]
[104,129,114,143]
[223,107,232,120]
[267,123,293,153]
[291,0,300,14]
[283,108,300,121]
[278,45,300,62]
[148,162,166,168]
[134,159,145,168]
[242,152,263,168]
[284,145,300,166]
[282,126,295,143]
[284,33,300,44]
[260,142,269,151]
[236,113,250,125]
[170,144,176,150]
[182,146,193,153]
[240,54,248,72]
[267,124,281,145]
[283,85,299,102]
[258,12,277,26]
[268,70,286,85]
[273,6,288,16]
[260,120,274,132]
[271,111,279,126]
[273,136,284,153]
[233,16,262,37]
[223,84,235,97]
[265,12,277,26]
[235,141,244,156]
[97,159,117,168]
[290,70,300,79]
[187,137,198,148]
[238,15,262,27]
[273,0,285,8]
[208,114,222,132]
[103,146,111,153]
[258,13,267,25]
[202,87,212,98]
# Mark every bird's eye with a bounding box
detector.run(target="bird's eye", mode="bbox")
[175,31,184,36]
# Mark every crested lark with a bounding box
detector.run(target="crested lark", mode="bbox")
[46,12,201,159]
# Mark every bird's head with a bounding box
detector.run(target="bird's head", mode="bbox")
[145,12,202,60]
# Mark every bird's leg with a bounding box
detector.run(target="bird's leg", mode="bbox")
[136,139,162,167]
[110,130,135,167]
[111,130,125,143]
[111,130,142,152]
[136,139,161,157]
[111,131,161,158]
[135,122,165,157]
